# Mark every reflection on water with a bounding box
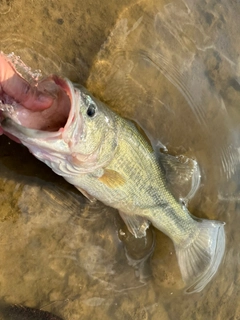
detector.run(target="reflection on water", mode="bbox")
[0,0,240,319]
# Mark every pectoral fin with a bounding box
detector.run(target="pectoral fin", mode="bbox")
[119,211,150,238]
[98,169,125,189]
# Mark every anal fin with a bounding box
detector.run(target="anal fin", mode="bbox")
[119,211,150,238]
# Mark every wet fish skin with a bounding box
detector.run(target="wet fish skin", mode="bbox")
[1,77,225,293]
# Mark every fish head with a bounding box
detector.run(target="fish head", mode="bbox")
[73,84,118,170]
[0,69,118,176]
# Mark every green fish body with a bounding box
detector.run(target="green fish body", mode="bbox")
[1,76,225,294]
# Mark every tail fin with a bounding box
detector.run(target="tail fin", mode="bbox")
[174,219,225,293]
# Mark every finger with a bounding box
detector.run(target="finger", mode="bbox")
[0,55,54,111]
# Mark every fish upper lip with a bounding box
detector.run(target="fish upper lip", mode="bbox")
[0,52,73,135]
[0,76,77,140]
[0,52,83,151]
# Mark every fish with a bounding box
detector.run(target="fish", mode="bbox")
[0,53,225,293]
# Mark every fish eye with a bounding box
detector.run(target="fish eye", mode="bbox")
[86,103,97,117]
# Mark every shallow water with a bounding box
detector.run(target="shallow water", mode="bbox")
[0,0,240,319]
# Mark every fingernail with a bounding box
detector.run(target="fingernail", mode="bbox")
[35,93,54,110]
[38,92,53,102]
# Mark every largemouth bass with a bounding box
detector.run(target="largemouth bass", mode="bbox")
[0,53,225,293]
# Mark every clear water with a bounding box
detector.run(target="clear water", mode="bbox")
[0,0,240,319]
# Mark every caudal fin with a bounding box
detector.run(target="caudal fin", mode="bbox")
[175,219,225,293]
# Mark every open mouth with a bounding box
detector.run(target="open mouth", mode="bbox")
[0,53,72,134]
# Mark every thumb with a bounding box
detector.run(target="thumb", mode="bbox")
[0,54,54,111]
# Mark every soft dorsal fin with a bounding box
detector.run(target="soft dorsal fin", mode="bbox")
[159,152,201,204]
